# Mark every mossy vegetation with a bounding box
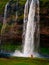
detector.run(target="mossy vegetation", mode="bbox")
[0,43,22,52]
[40,47,49,55]
[0,57,49,65]
[0,0,26,14]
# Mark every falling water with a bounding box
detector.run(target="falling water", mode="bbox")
[23,0,40,57]
[1,1,18,35]
[23,0,32,47]
[1,3,9,34]
[12,0,40,57]
[23,0,36,55]
[22,0,29,45]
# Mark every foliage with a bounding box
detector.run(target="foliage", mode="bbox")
[0,0,26,14]
[40,0,49,7]
[40,47,49,55]
[0,42,22,51]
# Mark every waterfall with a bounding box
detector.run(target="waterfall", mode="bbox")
[23,0,32,36]
[23,0,36,55]
[1,3,9,34]
[12,0,40,57]
[22,0,29,46]
[1,1,18,35]
[22,0,32,48]
[23,0,40,56]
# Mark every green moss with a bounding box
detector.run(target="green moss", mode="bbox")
[0,0,26,14]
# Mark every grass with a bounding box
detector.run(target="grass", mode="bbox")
[0,57,49,65]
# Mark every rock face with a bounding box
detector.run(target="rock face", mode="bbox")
[40,1,49,47]
[1,0,24,41]
[0,0,49,47]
